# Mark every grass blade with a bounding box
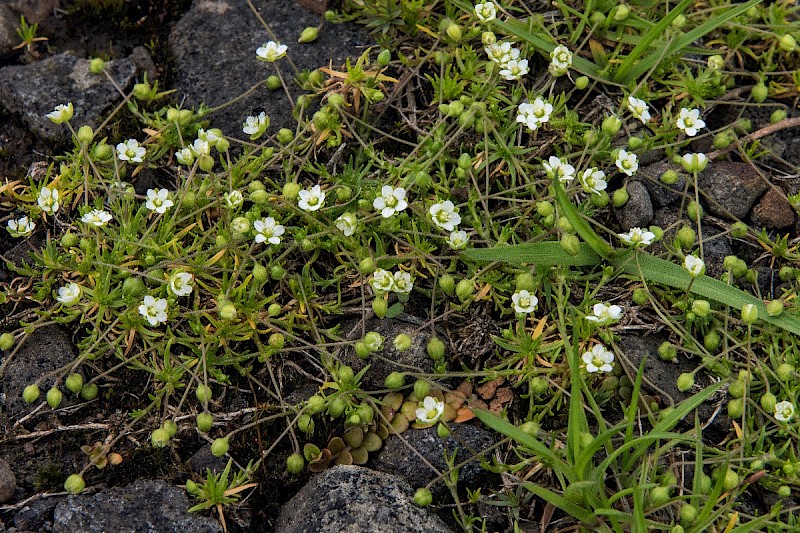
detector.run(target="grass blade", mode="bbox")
[521,482,598,525]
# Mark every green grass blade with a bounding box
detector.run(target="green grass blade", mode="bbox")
[552,179,616,259]
[463,241,601,266]
[521,482,598,525]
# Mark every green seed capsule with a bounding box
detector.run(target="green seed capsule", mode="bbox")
[46,387,63,409]
[286,453,305,474]
[64,474,86,494]
[196,412,213,432]
[23,384,40,404]
[210,437,229,457]
[414,487,433,506]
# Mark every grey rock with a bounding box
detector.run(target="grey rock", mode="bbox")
[339,314,436,390]
[52,479,222,533]
[751,188,795,229]
[2,325,75,419]
[697,162,768,219]
[701,227,733,280]
[6,0,59,23]
[0,0,59,58]
[637,161,687,207]
[274,465,452,533]
[169,0,372,140]
[13,496,61,531]
[0,52,138,142]
[0,458,15,503]
[187,446,228,477]
[615,180,653,230]
[0,5,18,58]
[373,424,495,499]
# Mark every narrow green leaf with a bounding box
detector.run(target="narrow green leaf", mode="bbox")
[552,179,616,259]
[463,241,601,266]
[521,482,598,524]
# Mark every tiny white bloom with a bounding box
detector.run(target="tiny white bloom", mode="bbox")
[774,400,795,422]
[516,97,553,131]
[618,227,656,247]
[429,200,461,232]
[56,282,81,305]
[168,272,193,297]
[335,212,358,236]
[512,290,538,314]
[373,185,408,218]
[224,190,244,209]
[6,216,35,238]
[549,45,572,76]
[191,138,211,156]
[416,396,445,424]
[680,152,708,173]
[371,268,395,293]
[676,108,705,137]
[145,189,174,214]
[253,216,285,245]
[197,128,222,146]
[542,156,575,183]
[615,149,639,176]
[474,2,497,22]
[393,271,414,294]
[684,255,706,277]
[586,302,623,325]
[485,42,517,64]
[138,295,168,326]
[80,209,113,227]
[579,168,607,195]
[298,185,326,212]
[37,187,60,215]
[242,111,269,139]
[46,103,74,124]
[446,230,470,250]
[499,58,529,80]
[116,139,146,163]
[626,96,651,124]
[582,344,615,373]
[256,41,288,62]
[175,147,194,165]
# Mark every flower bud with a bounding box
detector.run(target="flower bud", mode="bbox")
[359,257,376,275]
[196,411,213,432]
[364,332,384,352]
[536,200,555,218]
[266,75,281,90]
[575,76,589,90]
[276,128,294,144]
[338,365,354,383]
[414,487,433,506]
[393,334,412,352]
[721,468,739,491]
[741,303,758,324]
[196,384,213,403]
[372,298,388,318]
[327,397,346,417]
[287,452,305,474]
[80,383,98,401]
[779,34,796,53]
[377,49,391,66]
[445,23,462,41]
[713,130,734,149]
[151,428,171,447]
[674,226,696,249]
[481,31,496,45]
[0,333,14,351]
[632,288,648,305]
[267,303,282,317]
[89,58,106,74]
[686,200,703,220]
[219,303,238,321]
[767,299,784,317]
[560,234,580,256]
[64,474,85,494]
[658,341,677,362]
[751,82,768,103]
[23,384,40,404]
[727,398,744,418]
[436,422,450,438]
[426,337,445,361]
[268,333,285,350]
[602,115,622,136]
[704,330,721,351]
[298,26,319,43]
[691,299,710,317]
[672,14,686,29]
[384,371,405,389]
[519,421,540,436]
[297,414,314,433]
[210,437,230,457]
[65,373,84,394]
[680,503,698,525]
[770,109,787,124]
[612,187,629,207]
[413,380,431,400]
[92,142,113,160]
[776,363,794,381]
[438,274,455,296]
[707,55,724,70]
[162,419,178,438]
[649,486,670,506]
[677,373,694,392]
[456,279,474,302]
[47,387,63,409]
[77,125,94,145]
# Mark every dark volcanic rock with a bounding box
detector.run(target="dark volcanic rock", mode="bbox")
[0,458,15,503]
[274,465,452,533]
[615,180,653,229]
[751,188,795,229]
[697,162,768,219]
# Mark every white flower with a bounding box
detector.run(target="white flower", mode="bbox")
[197,128,222,146]
[512,290,538,314]
[224,190,244,209]
[175,147,194,165]
[298,185,326,212]
[549,45,572,76]
[485,42,517,64]
[373,185,408,218]
[145,189,174,214]
[393,271,414,293]
[168,272,193,297]
[582,344,615,373]
[499,58,529,80]
[242,111,269,139]
[680,152,708,173]
[191,138,211,156]
[774,400,795,422]
[586,302,623,325]
[542,156,575,183]
[256,41,288,62]
[429,200,461,231]
[579,168,607,195]
[626,96,651,124]
[80,209,113,227]
[6,216,35,238]
[618,227,656,247]
[474,2,497,22]
[116,139,146,163]
[416,396,445,424]
[446,230,470,250]
[335,212,358,236]
[37,187,60,215]
[683,255,706,277]
[516,97,553,131]
[615,149,639,176]
[371,268,395,293]
[138,295,168,326]
[46,103,74,124]
[253,217,285,245]
[56,282,81,305]
[676,108,705,137]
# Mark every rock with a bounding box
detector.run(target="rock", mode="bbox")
[751,188,795,229]
[0,5,18,58]
[274,465,452,533]
[187,445,228,477]
[6,0,60,23]
[52,479,222,533]
[701,227,733,280]
[373,424,495,499]
[0,51,139,142]
[169,0,373,140]
[339,314,436,390]
[0,0,59,58]
[0,458,16,503]
[2,325,75,419]
[615,180,653,230]
[13,496,62,531]
[697,162,768,219]
[637,161,687,207]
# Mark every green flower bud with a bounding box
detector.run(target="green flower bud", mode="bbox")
[196,384,213,403]
[660,169,679,185]
[776,363,794,381]
[574,76,589,90]
[266,75,281,90]
[687,200,703,220]
[770,109,788,124]
[269,333,285,350]
[728,379,745,399]
[359,257,376,276]
[721,468,739,491]
[210,437,229,457]
[649,486,671,506]
[560,234,580,256]
[438,274,455,296]
[252,264,268,285]
[151,428,171,447]
[697,473,712,494]
[590,190,610,207]
[456,279,474,302]
[384,371,405,389]
[162,419,178,438]
[355,341,371,359]
[445,23,462,41]
[658,341,677,362]
[216,137,230,152]
[707,55,725,70]
[327,397,346,417]
[75,125,94,145]
[778,485,791,497]
[426,337,445,360]
[372,298,388,318]
[590,11,606,24]
[298,26,319,43]
[23,384,40,404]
[0,332,15,351]
[481,31,496,45]
[602,115,622,136]
[306,395,326,414]
[519,421,540,436]
[691,299,711,317]
[628,136,643,149]
[704,330,721,351]
[196,411,213,432]
[338,365,355,383]
[80,383,98,401]
[267,303,282,317]
[730,221,748,238]
[219,303,238,321]
[632,288,648,305]
[287,452,305,474]
[675,226,696,249]
[530,376,549,395]
[680,503,698,525]
[46,387,63,409]
[536,200,555,218]
[436,422,450,438]
[393,334,412,352]
[751,82,768,103]
[65,373,84,395]
[767,299,784,317]
[364,331,384,352]
[92,142,113,160]
[276,128,294,144]
[64,474,85,494]
[760,392,778,412]
[779,34,797,53]
[671,13,686,28]
[713,130,734,149]
[413,380,431,400]
[248,189,268,205]
[89,58,106,74]
[414,487,433,507]
[612,187,629,207]
[741,303,758,324]
[377,49,391,66]
[297,414,314,433]
[676,373,694,392]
